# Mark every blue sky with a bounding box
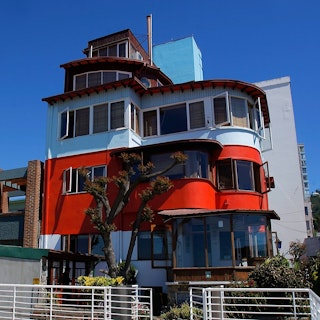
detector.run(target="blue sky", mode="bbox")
[0,1,319,192]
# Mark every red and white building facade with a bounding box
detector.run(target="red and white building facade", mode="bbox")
[41,29,278,289]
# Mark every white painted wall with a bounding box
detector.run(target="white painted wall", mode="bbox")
[256,77,307,256]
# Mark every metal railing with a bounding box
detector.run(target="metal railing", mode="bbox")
[0,283,153,319]
[190,286,320,319]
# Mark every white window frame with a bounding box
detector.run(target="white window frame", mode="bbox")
[230,96,249,128]
[73,70,132,90]
[63,165,106,194]
[255,97,265,139]
[213,92,230,126]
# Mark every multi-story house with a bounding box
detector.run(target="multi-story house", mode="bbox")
[41,29,278,291]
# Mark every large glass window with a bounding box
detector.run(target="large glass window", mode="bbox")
[216,159,261,192]
[149,151,209,180]
[160,103,187,135]
[174,214,268,268]
[233,215,267,265]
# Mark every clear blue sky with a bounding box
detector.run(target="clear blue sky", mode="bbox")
[0,1,319,192]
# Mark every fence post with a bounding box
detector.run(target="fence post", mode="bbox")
[202,288,207,320]
[189,287,193,320]
[292,291,297,318]
[219,285,224,320]
[12,286,16,318]
[150,288,153,320]
[50,287,53,319]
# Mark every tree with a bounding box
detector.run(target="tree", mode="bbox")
[80,151,187,280]
[311,190,320,232]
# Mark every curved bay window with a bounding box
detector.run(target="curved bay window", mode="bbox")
[216,159,261,192]
[149,150,209,180]
[174,214,268,268]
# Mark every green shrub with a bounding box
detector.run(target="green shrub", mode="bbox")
[248,255,311,288]
[160,302,202,320]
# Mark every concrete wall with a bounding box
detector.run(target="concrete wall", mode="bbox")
[256,77,307,255]
[0,257,40,284]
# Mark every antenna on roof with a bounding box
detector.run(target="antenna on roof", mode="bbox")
[147,14,153,66]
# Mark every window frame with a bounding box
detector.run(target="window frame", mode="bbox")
[74,70,132,90]
[63,165,107,195]
[216,158,262,193]
[213,92,230,126]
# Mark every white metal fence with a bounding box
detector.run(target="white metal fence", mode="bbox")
[0,283,153,319]
[190,286,320,319]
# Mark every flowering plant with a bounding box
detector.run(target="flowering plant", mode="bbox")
[77,275,124,287]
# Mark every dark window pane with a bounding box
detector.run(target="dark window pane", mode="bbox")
[160,104,187,134]
[189,101,205,129]
[75,108,90,136]
[236,160,253,190]
[108,45,117,57]
[143,110,157,136]
[93,104,108,133]
[88,72,101,87]
[138,232,151,260]
[75,74,87,90]
[110,101,124,129]
[103,72,116,84]
[217,159,233,189]
[119,43,126,57]
[214,97,228,125]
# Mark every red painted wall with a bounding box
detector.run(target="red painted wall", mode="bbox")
[42,145,269,235]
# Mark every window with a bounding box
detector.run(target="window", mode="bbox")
[213,93,230,126]
[62,234,104,255]
[60,108,90,139]
[189,101,205,129]
[88,72,101,87]
[231,97,248,127]
[130,103,140,135]
[63,165,106,194]
[110,101,124,129]
[216,159,261,192]
[75,108,90,136]
[138,230,170,260]
[175,214,268,268]
[93,103,108,133]
[213,93,264,135]
[160,103,187,135]
[142,100,206,137]
[96,42,127,58]
[60,101,125,139]
[143,110,157,136]
[149,151,209,180]
[74,70,131,90]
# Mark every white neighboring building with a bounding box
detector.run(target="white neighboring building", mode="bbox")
[256,77,308,255]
